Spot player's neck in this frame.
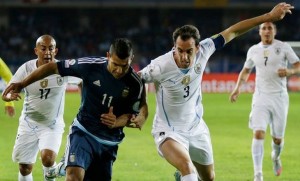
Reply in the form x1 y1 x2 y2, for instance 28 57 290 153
261 39 273 45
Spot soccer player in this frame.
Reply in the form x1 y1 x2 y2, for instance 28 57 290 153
3 38 148 181
230 22 300 181
138 2 294 181
0 57 15 117
1 35 81 181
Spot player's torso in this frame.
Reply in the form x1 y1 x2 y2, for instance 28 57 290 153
155 52 208 127
251 43 286 74
78 62 141 121
249 41 288 93
19 60 67 124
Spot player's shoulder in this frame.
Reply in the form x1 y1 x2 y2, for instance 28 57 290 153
77 56 107 65
154 51 173 63
272 39 290 48
22 59 38 71
126 67 143 83
248 42 262 52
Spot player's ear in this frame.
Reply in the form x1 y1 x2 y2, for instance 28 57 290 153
106 52 111 60
129 54 134 65
54 48 58 55
196 44 200 52
34 47 38 56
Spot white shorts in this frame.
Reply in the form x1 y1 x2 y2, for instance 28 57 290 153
249 92 289 138
152 119 213 165
12 117 64 164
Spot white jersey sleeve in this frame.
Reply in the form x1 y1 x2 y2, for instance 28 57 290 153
140 38 216 131
11 59 69 126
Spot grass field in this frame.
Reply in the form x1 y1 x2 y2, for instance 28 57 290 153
0 92 299 181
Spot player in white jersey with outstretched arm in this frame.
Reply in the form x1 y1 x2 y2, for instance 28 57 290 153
2 35 81 181
139 2 294 181
230 22 300 181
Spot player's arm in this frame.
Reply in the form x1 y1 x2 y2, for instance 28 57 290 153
100 107 130 128
0 58 15 117
278 61 300 77
0 58 13 83
220 2 293 44
2 62 59 99
229 67 252 103
127 85 149 130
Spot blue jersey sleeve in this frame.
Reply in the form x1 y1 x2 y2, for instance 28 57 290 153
56 59 82 78
210 34 225 50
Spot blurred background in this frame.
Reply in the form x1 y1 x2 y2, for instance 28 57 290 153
0 0 299 92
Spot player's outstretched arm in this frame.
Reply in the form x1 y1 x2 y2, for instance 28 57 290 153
2 62 59 98
220 2 294 44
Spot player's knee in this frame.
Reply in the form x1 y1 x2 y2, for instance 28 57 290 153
19 164 33 175
273 137 282 145
41 149 56 167
66 167 85 181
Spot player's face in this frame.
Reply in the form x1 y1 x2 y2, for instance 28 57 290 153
174 37 199 69
259 22 276 45
34 38 57 65
107 52 132 79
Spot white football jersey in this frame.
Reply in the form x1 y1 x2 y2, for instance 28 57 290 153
10 59 81 126
244 39 299 94
140 38 215 130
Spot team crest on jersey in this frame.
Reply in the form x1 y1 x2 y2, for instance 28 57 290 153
57 77 64 86
122 87 130 97
275 48 281 55
194 63 202 74
40 79 48 88
69 154 76 163
181 75 190 85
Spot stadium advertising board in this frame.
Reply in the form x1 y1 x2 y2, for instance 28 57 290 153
202 73 255 93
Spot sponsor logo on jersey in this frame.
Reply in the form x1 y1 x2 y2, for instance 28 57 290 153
57 77 64 86
194 63 202 74
68 59 76 65
40 79 48 88
122 87 129 97
93 80 101 87
64 59 76 68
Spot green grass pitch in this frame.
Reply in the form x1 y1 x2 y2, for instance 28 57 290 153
0 92 299 180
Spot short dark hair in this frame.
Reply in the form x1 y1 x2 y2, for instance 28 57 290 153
109 38 133 60
172 25 201 46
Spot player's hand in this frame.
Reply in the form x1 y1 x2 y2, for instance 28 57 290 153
5 106 15 117
268 2 294 22
278 68 294 77
126 113 146 130
2 82 23 101
100 107 117 128
229 88 240 103
2 90 22 102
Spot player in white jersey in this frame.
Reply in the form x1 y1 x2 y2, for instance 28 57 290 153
2 35 81 181
139 3 294 181
230 22 300 181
